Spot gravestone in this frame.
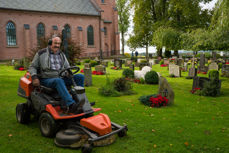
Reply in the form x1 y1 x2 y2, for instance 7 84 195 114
149 59 156 66
169 64 181 77
192 76 210 90
95 65 106 74
188 67 197 78
84 68 92 86
129 64 135 71
139 63 150 70
84 63 91 69
198 53 208 73
114 58 122 68
177 58 184 66
222 64 229 77
212 52 217 61
101 61 108 67
125 59 132 67
208 62 218 71
183 62 188 72
164 58 170 65
158 76 174 105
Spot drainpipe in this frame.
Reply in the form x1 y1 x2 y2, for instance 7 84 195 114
99 10 104 62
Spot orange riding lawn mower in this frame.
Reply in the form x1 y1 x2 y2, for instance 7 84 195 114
16 66 128 153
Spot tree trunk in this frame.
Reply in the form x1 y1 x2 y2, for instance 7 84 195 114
146 44 149 62
174 50 179 57
121 32 125 55
157 48 163 57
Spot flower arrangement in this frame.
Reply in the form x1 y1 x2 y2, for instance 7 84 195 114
190 88 200 94
92 71 104 75
111 66 120 70
198 71 207 74
160 64 168 67
139 94 168 108
18 67 25 71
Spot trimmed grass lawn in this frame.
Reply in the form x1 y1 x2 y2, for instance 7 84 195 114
0 64 229 153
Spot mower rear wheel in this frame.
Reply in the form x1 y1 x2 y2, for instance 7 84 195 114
16 103 30 124
39 112 58 137
81 144 93 153
118 129 127 137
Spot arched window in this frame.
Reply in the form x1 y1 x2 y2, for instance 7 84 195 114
104 27 107 36
101 0 105 3
87 25 94 45
37 23 45 45
64 24 71 38
6 21 16 46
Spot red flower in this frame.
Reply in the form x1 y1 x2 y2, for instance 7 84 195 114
160 64 168 67
80 69 84 73
226 62 229 65
19 67 24 71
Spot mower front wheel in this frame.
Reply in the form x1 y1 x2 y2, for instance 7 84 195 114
16 103 30 124
39 112 58 137
81 144 93 153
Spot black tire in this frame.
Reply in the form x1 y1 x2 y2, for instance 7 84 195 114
81 144 93 153
39 112 58 137
118 129 127 137
16 103 30 124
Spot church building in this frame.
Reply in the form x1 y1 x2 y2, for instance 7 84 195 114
0 0 120 60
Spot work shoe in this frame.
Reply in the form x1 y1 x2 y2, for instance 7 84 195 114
68 100 85 114
68 103 78 114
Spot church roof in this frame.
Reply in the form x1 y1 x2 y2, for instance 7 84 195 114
0 0 100 16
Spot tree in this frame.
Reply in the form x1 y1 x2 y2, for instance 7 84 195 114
117 0 130 55
209 0 229 51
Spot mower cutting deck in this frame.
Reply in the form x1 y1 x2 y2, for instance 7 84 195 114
16 66 127 153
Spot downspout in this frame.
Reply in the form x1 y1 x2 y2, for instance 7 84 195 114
99 14 103 61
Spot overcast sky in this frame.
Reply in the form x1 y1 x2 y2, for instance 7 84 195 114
121 0 218 53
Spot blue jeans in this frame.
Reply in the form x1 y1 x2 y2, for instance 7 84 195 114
40 74 84 106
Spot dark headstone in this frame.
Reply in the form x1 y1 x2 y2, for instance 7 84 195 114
188 67 197 78
84 68 92 86
158 76 174 105
200 53 205 67
114 58 122 68
192 76 210 90
212 52 217 61
129 64 135 71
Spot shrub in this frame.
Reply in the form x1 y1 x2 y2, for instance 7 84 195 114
113 77 132 92
144 71 159 84
131 56 137 62
124 53 131 58
140 59 147 63
98 76 120 97
90 60 99 67
218 63 222 70
200 79 221 97
208 70 219 80
122 69 134 79
159 60 164 65
84 59 91 63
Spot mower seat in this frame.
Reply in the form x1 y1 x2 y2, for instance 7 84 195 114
40 86 61 100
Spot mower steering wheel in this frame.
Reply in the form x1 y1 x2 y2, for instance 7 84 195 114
59 66 80 78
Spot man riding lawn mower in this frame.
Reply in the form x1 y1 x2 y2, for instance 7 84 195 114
16 66 128 153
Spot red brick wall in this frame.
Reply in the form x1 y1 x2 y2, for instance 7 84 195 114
0 1 120 60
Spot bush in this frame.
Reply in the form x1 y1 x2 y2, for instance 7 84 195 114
140 59 147 63
113 77 132 92
131 56 137 62
159 60 164 65
98 76 120 97
208 70 219 80
90 60 99 67
122 69 134 79
124 53 131 58
200 79 221 97
84 59 91 63
218 63 222 70
144 71 159 84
